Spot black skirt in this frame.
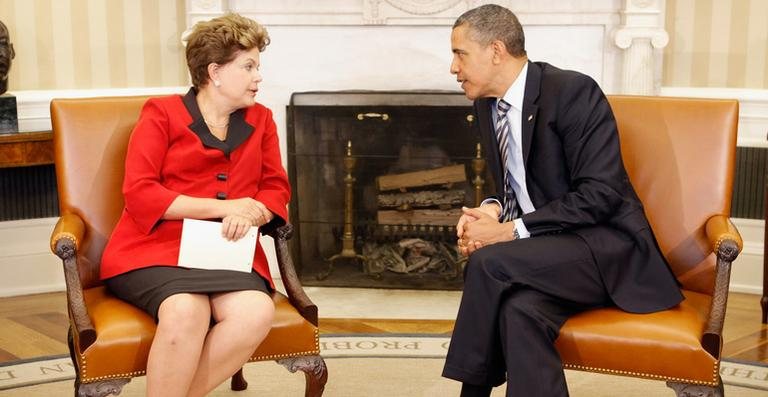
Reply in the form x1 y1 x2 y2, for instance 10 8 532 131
105 266 271 321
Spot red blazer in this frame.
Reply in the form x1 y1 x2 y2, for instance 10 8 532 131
101 88 291 287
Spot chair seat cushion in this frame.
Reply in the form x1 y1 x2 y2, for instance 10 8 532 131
75 286 318 383
555 289 717 385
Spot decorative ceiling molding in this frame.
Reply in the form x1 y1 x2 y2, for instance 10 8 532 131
379 0 468 15
202 1 623 26
362 0 473 25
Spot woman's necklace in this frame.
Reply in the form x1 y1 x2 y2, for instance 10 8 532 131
204 118 229 129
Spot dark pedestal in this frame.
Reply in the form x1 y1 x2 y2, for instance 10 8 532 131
0 93 19 134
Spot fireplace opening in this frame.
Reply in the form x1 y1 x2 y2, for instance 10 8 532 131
287 91 491 290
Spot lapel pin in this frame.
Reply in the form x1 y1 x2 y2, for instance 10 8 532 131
527 114 533 121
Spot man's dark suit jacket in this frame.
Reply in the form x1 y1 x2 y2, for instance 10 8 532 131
476 61 683 313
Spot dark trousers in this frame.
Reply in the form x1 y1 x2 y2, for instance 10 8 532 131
442 233 612 397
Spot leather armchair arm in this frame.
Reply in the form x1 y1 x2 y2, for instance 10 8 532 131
705 214 742 261
50 213 96 352
701 214 742 358
269 224 319 326
50 212 85 254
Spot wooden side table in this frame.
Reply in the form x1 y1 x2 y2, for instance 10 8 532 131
0 131 57 221
0 131 54 168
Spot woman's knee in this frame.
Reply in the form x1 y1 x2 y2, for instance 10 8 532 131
234 293 274 349
240 294 274 331
214 291 274 334
157 294 210 335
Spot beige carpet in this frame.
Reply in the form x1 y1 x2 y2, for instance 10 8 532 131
1 336 765 396
1 357 764 397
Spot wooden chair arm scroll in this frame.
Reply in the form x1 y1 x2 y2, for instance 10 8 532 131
701 214 743 358
50 213 97 352
269 223 319 326
705 214 743 258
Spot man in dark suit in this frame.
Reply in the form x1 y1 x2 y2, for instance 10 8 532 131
441 5 684 396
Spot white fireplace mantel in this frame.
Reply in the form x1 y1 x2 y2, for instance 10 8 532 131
182 0 672 148
185 0 659 96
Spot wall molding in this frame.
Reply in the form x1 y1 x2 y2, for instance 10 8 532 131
0 218 63 297
12 86 768 149
0 216 762 297
729 218 763 295
218 0 621 26
0 217 280 297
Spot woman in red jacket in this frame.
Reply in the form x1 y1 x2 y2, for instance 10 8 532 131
101 13 290 397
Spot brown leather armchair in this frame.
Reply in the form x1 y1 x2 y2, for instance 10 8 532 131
555 96 742 396
49 96 327 397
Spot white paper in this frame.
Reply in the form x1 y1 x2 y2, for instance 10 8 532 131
178 218 258 273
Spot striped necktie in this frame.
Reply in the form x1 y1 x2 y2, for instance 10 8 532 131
495 99 519 222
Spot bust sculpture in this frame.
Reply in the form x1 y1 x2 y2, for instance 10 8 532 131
0 20 15 95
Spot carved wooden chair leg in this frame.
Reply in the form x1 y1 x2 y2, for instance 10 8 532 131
67 329 80 397
666 378 724 397
302 356 328 397
277 355 328 397
230 367 248 391
77 379 131 397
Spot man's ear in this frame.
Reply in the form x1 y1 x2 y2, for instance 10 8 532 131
490 40 507 64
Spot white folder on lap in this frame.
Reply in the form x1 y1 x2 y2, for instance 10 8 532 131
178 218 258 273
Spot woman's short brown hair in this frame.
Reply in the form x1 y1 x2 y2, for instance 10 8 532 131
185 13 270 89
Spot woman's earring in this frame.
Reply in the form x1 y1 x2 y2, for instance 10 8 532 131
214 80 221 87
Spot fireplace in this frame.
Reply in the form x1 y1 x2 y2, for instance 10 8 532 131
287 91 488 289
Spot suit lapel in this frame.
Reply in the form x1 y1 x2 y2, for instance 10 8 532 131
478 61 542 197
521 61 541 165
476 98 504 196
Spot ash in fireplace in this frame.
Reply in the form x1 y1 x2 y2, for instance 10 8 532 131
362 238 464 278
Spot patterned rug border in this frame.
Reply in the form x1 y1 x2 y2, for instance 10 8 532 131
1 335 766 391
721 357 768 368
0 354 69 369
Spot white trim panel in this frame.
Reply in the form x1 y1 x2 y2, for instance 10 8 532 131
0 218 63 298
730 218 764 295
0 217 762 297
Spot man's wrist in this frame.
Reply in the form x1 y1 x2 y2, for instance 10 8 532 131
503 222 518 241
489 203 502 219
480 198 503 219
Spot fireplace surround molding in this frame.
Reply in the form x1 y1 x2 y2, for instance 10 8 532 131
186 0 668 97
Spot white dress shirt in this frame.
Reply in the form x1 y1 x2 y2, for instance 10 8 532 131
483 63 534 238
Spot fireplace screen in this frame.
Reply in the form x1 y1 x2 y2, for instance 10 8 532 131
287 91 490 289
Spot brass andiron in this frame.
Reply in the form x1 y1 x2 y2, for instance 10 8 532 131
467 112 485 207
319 140 368 280
472 142 486 207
